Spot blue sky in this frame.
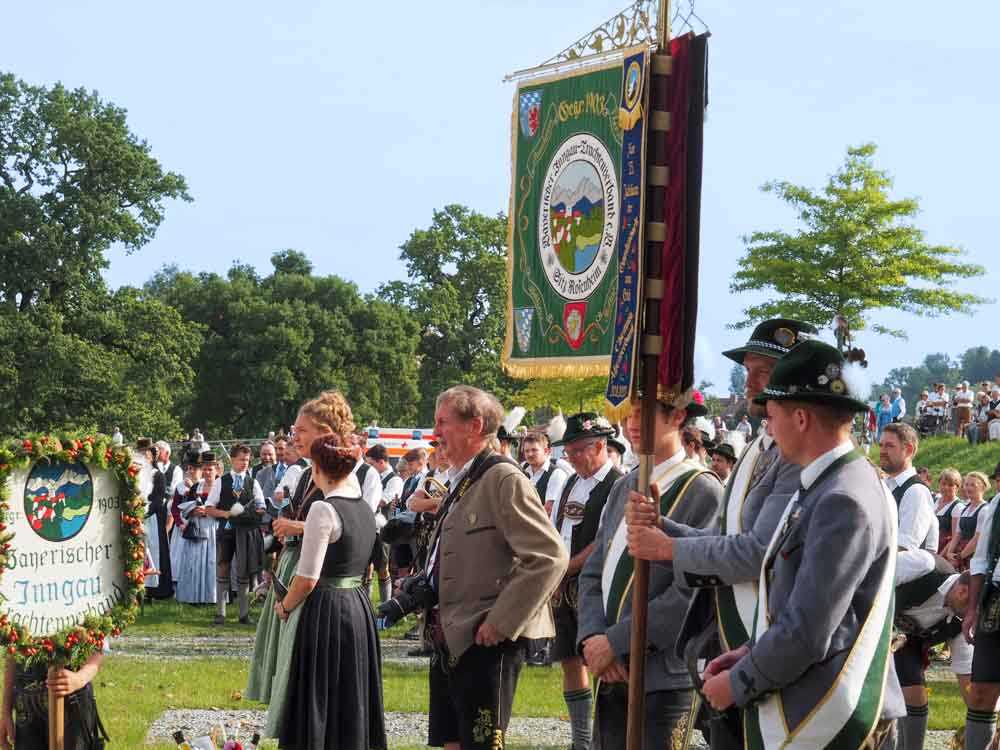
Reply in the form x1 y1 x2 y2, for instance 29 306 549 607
4 1 997 395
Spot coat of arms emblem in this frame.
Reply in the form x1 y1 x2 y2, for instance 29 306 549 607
519 91 541 138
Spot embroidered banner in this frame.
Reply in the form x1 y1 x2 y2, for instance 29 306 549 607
502 56 632 379
605 47 648 412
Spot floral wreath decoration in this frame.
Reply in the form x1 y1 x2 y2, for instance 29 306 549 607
0 433 146 670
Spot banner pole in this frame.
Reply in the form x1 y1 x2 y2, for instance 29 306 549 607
48 666 65 750
626 5 670 750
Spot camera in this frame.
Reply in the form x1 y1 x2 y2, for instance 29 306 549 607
375 573 438 630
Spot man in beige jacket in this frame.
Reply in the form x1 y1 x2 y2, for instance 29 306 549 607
425 385 568 750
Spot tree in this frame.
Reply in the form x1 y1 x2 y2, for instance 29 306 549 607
0 73 190 312
730 144 987 339
144 251 421 436
380 205 519 423
729 364 747 396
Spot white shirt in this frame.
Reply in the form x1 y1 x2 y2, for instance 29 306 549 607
297 487 362 579
205 471 265 508
955 389 974 407
379 467 405 509
552 459 613 550
915 399 930 416
277 464 304 501
527 459 570 507
737 421 752 437
887 467 938 552
971 495 1000 582
353 460 383 517
157 461 184 498
928 391 948 415
800 441 855 490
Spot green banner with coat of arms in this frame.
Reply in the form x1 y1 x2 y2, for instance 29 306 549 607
502 60 625 379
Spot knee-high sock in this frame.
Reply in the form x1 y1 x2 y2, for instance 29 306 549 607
379 578 392 605
899 704 928 750
966 708 997 750
238 582 250 619
564 688 593 750
216 578 227 617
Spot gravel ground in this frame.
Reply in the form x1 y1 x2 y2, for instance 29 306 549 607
146 708 572 747
117 634 429 667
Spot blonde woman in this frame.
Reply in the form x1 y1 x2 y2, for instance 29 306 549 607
945 472 991 571
245 390 355 738
935 468 966 554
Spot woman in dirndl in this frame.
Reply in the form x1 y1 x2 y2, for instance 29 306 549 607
245 390 354 737
935 467 966 554
945 471 990 571
175 452 218 604
275 433 386 750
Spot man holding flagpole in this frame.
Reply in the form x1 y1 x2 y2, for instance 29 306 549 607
699 340 903 748
576 392 722 749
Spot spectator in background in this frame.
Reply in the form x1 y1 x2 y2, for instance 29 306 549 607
989 387 1000 442
968 393 991 444
891 387 907 422
917 466 932 485
915 391 930 420
112 426 123 445
735 414 752 440
522 432 569 517
254 440 276 480
708 442 737 483
935 468 965 555
876 393 893 440
954 381 975 437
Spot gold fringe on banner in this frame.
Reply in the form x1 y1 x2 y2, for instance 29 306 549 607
502 358 612 380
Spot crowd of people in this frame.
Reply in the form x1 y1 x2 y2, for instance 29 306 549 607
29 316 1000 750
872 379 1000 444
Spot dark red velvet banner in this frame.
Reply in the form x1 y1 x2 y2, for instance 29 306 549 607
654 33 707 400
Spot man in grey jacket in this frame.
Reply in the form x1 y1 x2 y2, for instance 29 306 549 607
626 319 812 747
700 340 903 749
576 393 723 749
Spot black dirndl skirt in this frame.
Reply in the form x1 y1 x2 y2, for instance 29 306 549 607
278 584 387 750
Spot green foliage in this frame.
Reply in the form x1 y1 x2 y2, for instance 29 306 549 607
0 72 192 438
517 377 608 414
0 72 190 311
381 204 519 423
731 144 987 338
144 251 421 436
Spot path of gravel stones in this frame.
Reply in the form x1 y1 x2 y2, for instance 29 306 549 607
122 634 959 748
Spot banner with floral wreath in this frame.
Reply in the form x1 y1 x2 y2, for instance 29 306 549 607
0 434 146 670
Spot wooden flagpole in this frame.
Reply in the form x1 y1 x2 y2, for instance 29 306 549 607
626 3 671 749
48 666 65 750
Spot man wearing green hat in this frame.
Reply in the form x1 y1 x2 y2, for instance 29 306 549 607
576 394 722 749
625 319 815 747
700 340 903 748
548 413 624 750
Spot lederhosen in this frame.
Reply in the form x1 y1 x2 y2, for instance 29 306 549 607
424 451 526 750
550 468 622 662
216 473 265 583
894 555 960 686
13 663 109 750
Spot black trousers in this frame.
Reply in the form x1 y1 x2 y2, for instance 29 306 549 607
593 684 695 750
428 639 526 748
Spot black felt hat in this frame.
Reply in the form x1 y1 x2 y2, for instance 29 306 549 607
708 442 737 463
201 451 217 463
723 319 820 365
135 437 153 452
551 412 617 447
753 340 869 413
607 426 627 457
